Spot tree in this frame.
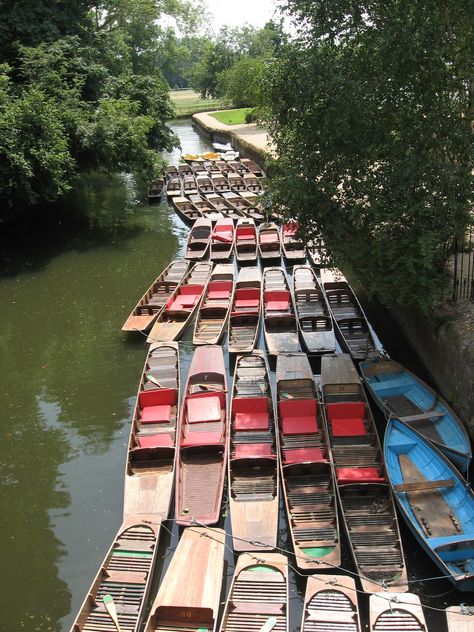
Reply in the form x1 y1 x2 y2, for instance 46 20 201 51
218 56 265 108
265 1 473 310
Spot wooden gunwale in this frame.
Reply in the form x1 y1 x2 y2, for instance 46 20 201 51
369 592 427 632
228 266 262 354
262 267 300 355
196 174 215 196
301 574 361 632
181 174 199 196
193 264 235 345
148 178 165 200
445 606 474 632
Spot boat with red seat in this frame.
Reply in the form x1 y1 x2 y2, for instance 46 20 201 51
229 352 279 552
210 217 235 261
235 217 258 263
262 267 300 355
175 345 228 526
258 222 281 262
228 266 262 354
184 217 212 260
276 353 340 571
321 353 407 593
282 221 305 261
193 264 235 345
146 262 213 343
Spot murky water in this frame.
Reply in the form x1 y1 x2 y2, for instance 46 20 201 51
0 119 471 632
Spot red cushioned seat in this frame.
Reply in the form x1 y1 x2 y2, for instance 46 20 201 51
233 397 269 431
186 391 223 424
264 290 290 311
234 288 260 311
283 222 298 236
278 399 318 435
181 431 223 447
234 443 274 459
337 467 385 484
136 434 174 449
260 232 279 243
326 402 367 437
166 285 203 310
139 388 177 424
236 227 256 239
213 230 233 243
330 417 366 436
207 280 232 300
284 447 326 464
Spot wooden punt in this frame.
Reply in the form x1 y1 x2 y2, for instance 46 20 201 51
204 159 221 172
184 217 212 260
258 222 282 262
206 193 245 222
228 266 262 354
445 606 474 631
191 160 207 175
384 417 474 592
146 262 213 343
175 345 228 526
219 552 288 632
276 353 341 571
301 575 361 632
172 196 202 224
164 165 179 180
71 344 180 632
148 178 165 201
189 193 224 223
235 217 258 263
320 267 378 360
229 352 279 552
166 175 181 197
243 172 264 193
182 174 198 196
370 593 428 632
196 173 214 195
293 265 336 354
222 191 265 222
143 526 225 632
321 353 407 593
241 157 265 177
228 171 247 193
178 163 193 177
210 218 235 262
262 267 300 355
281 222 305 261
122 259 190 332
215 159 234 174
211 172 231 193
228 160 249 175
193 263 235 344
360 356 472 473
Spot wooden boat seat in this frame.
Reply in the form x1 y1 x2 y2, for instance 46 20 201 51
283 222 298 235
187 391 224 424
233 397 269 431
207 281 232 300
234 288 260 312
337 466 385 484
139 388 177 424
236 227 256 239
264 290 290 311
166 285 203 310
279 399 318 435
136 433 174 449
284 447 326 465
233 443 275 460
326 402 367 437
213 230 233 243
260 232 279 243
394 479 454 492
181 431 223 448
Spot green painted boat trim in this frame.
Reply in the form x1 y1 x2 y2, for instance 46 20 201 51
247 564 278 573
112 550 153 558
301 546 335 558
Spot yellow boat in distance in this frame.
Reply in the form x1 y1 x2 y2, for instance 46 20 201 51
182 153 203 162
202 151 221 160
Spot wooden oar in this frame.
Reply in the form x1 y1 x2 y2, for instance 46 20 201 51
259 617 277 632
103 594 122 632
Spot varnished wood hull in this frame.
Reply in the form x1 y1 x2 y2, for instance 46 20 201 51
370 592 427 632
193 264 235 345
228 266 261 354
302 574 361 631
445 606 474 632
263 267 300 355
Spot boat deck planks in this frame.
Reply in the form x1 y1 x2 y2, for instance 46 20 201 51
445 606 474 632
302 574 361 632
370 592 427 632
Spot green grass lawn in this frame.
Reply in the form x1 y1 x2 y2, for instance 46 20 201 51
208 108 252 125
170 89 226 116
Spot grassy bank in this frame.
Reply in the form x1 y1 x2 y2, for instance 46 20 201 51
208 108 252 125
170 89 226 117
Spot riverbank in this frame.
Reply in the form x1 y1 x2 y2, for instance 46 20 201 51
193 109 474 437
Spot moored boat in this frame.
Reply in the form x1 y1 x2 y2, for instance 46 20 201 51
207 193 245 221
148 177 165 201
172 196 202 224
190 193 224 222
370 592 427 632
384 417 474 592
228 171 247 193
293 264 336 354
211 171 231 193
223 191 264 222
321 353 407 593
182 174 198 196
175 345 228 526
228 160 248 174
228 266 262 354
229 352 279 552
177 162 193 177
122 259 190 332
210 217 235 261
165 175 181 197
146 262 213 343
262 267 300 355
445 606 474 631
193 263 234 345
184 217 212 260
143 526 225 632
196 173 214 195
281 222 305 261
301 575 361 632
243 172 264 192
320 267 379 360
258 222 282 262
276 353 340 571
241 157 265 177
215 159 234 173
219 553 288 632
360 356 472 473
235 217 258 263
164 164 179 180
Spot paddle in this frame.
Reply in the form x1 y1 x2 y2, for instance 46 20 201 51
103 594 122 632
259 617 278 632
146 374 164 388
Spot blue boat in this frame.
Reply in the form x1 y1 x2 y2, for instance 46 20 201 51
384 418 474 592
361 357 472 473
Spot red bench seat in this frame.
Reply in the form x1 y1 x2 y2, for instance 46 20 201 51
136 433 174 449
232 397 269 431
207 280 232 300
186 391 224 424
326 402 367 437
139 388 177 424
181 431 223 448
337 467 385 484
278 399 318 435
284 447 326 464
234 443 275 459
166 284 203 311
264 290 290 311
260 232 279 243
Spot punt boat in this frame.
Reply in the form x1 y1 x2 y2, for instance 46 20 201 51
184 217 212 260
360 356 472 473
445 606 474 631
147 178 165 201
235 217 258 263
196 173 214 195
228 171 247 193
175 345 228 526
215 159 234 174
189 193 224 223
143 526 225 632
276 353 340 571
122 259 189 332
223 191 264 222
320 267 378 360
228 266 262 354
172 196 202 224
384 417 474 592
177 163 193 177
243 172 263 193
209 217 235 261
70 343 180 632
219 553 288 632
228 160 249 175
321 353 407 593
181 174 198 196
262 267 300 355
292 264 336 354
211 172 231 193
229 352 279 551
165 175 181 197
241 157 265 177
164 165 179 180
281 222 305 261
258 222 282 262
146 262 213 343
301 575 361 632
370 592 428 632
206 193 245 221
193 263 234 345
